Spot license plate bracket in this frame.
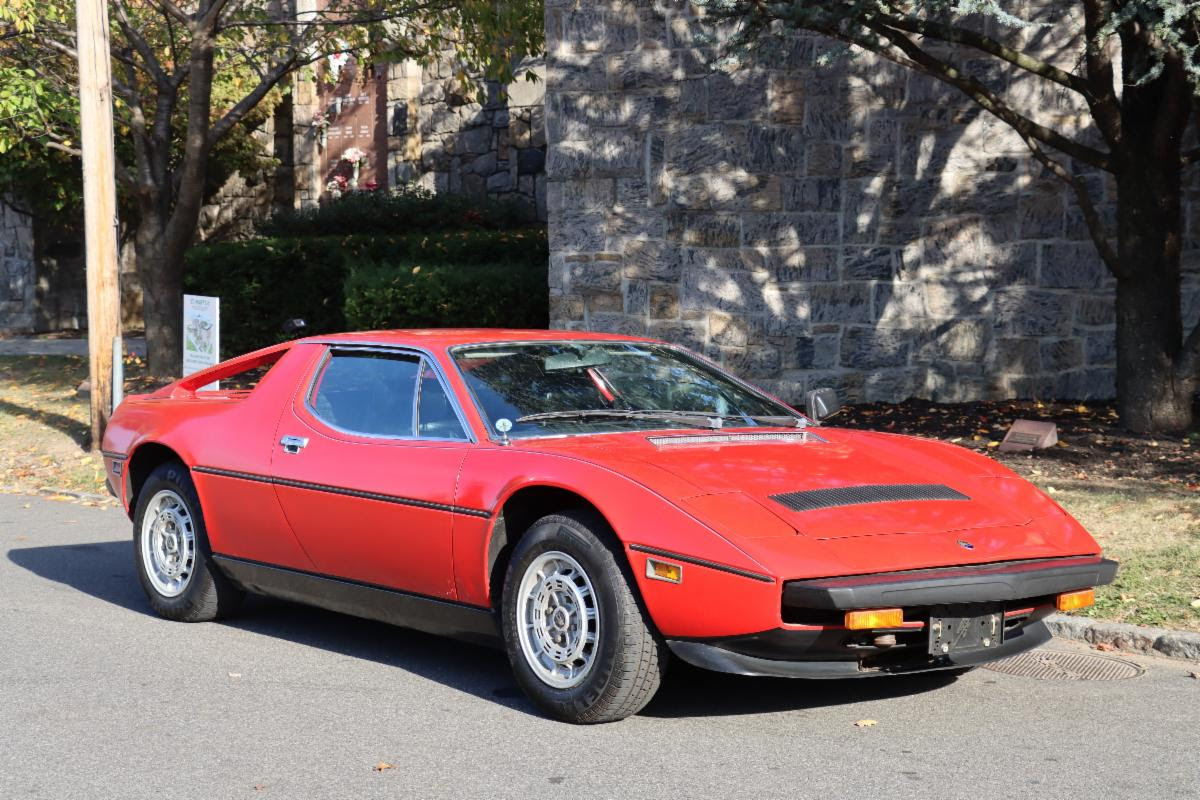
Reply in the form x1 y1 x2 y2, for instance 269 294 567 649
928 610 1003 655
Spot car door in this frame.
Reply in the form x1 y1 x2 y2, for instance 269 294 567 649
269 345 475 599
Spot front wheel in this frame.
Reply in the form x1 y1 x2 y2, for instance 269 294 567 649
500 511 667 723
133 461 243 622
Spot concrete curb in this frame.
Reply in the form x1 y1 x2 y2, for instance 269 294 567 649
0 486 117 505
1047 613 1200 662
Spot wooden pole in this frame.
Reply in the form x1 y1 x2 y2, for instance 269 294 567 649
76 0 122 449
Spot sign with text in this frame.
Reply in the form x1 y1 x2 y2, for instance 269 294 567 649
183 294 220 390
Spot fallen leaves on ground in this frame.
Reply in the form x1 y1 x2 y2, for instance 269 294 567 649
373 762 394 772
1094 642 1117 652
838 397 1200 486
854 719 878 727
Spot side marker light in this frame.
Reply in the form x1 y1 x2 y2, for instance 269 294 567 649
645 558 683 584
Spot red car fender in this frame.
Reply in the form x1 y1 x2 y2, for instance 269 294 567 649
454 448 784 638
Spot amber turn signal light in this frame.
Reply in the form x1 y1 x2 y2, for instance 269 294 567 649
1056 588 1095 612
645 558 683 584
844 608 904 630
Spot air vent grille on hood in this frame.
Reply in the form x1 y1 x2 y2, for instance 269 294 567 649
770 483 970 512
648 432 823 447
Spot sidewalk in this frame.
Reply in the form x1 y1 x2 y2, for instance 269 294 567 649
0 336 146 357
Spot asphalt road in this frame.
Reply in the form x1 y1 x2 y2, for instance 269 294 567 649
2 493 1197 800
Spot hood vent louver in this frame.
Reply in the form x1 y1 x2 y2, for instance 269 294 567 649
770 483 970 513
647 431 824 447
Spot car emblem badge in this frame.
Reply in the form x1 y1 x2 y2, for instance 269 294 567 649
957 539 975 550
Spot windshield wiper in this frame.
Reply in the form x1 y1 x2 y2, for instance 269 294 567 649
514 409 723 429
611 410 807 428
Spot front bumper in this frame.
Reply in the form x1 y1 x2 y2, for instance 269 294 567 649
667 555 1116 679
782 556 1118 610
668 616 1051 678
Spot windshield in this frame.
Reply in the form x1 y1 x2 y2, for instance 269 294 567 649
451 341 801 439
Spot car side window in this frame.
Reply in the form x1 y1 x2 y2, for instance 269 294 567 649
310 350 420 437
417 361 468 440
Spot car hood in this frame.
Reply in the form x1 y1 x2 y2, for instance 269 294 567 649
518 427 1101 577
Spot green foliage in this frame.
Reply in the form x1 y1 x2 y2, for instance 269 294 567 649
344 259 549 332
184 228 548 355
258 186 533 238
0 0 543 228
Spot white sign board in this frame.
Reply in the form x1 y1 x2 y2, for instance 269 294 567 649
183 294 220 390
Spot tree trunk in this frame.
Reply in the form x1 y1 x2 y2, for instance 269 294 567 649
1114 272 1193 433
1113 161 1194 433
135 208 184 376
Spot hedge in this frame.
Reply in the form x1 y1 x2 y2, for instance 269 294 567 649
344 260 548 331
184 228 548 356
257 186 533 238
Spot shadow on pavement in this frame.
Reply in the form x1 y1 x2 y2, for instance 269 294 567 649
641 660 961 718
8 539 964 721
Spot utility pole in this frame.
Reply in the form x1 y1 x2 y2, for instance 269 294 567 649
75 0 122 449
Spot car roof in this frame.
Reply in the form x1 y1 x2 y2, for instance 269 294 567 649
300 328 657 349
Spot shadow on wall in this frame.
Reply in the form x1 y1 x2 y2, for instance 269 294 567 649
544 2 1200 406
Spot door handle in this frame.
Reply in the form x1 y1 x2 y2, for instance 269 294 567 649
280 435 309 454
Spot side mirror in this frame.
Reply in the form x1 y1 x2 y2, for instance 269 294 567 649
281 318 308 335
805 387 840 422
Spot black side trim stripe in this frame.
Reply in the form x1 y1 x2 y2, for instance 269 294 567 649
192 465 492 518
629 544 775 583
770 483 969 513
101 450 127 461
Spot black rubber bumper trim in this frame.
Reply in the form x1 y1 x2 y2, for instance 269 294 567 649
628 544 774 583
667 620 1052 679
783 556 1118 610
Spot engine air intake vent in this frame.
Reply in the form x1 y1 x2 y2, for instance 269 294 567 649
648 432 822 447
770 483 969 513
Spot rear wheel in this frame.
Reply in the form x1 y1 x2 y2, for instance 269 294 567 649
500 511 667 723
133 461 243 622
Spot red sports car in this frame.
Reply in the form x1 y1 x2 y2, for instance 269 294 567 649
101 329 1116 723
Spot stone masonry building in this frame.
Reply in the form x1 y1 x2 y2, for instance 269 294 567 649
542 1 1200 404
4 3 1199 412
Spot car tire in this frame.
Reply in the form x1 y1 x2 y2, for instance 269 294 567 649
133 461 243 622
500 510 668 724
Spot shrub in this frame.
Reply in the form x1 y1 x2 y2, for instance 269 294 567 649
344 260 548 331
257 185 533 238
184 228 548 356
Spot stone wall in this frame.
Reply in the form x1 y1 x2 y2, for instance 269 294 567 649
0 195 35 331
293 55 550 221
411 55 548 220
543 2 1200 404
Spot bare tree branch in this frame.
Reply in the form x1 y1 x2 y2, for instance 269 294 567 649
876 13 1092 96
112 0 171 89
863 19 1114 172
207 54 298 146
1019 129 1121 277
1082 0 1122 149
43 140 81 157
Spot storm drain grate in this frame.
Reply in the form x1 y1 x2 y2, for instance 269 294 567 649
983 649 1144 681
